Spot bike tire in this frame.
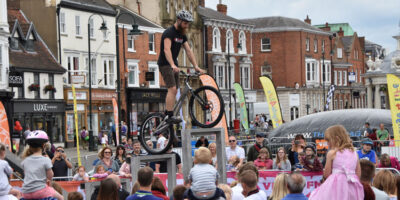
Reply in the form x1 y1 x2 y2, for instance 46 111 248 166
139 113 174 155
189 86 225 128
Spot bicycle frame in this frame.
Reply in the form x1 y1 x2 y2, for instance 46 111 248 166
173 79 192 117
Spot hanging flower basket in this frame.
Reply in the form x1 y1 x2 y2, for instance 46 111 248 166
44 85 56 93
28 84 40 91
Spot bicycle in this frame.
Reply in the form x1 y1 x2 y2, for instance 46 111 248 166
139 71 225 154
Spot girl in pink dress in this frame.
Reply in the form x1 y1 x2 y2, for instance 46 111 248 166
309 125 364 200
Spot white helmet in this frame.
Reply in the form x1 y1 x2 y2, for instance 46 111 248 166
177 10 194 22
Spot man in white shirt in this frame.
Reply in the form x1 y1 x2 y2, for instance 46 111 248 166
226 136 245 169
157 133 167 150
240 169 266 200
232 162 259 200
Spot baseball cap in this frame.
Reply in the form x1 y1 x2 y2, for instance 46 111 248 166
256 132 265 137
362 138 373 145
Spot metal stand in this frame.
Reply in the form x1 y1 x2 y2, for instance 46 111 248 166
182 128 227 184
131 154 177 192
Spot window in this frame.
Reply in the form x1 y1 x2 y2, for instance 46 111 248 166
127 35 135 52
291 107 299 120
212 27 221 52
238 31 246 54
306 38 310 51
60 12 66 33
240 65 250 89
148 63 159 88
49 74 54 99
214 64 225 89
85 57 97 86
306 60 317 83
337 48 342 58
322 40 325 53
75 15 81 35
127 60 139 87
148 33 155 53
166 0 170 13
226 29 234 53
67 56 79 84
34 73 40 99
314 39 318 52
343 70 347 86
338 71 342 86
261 38 271 51
321 61 331 83
334 71 337 85
89 18 94 38
103 59 115 87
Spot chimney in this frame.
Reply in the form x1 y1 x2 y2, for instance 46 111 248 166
217 3 227 15
338 27 344 37
7 0 20 9
304 15 311 25
319 22 331 31
199 0 205 7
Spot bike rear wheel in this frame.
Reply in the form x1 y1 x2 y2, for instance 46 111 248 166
189 86 225 128
139 113 174 154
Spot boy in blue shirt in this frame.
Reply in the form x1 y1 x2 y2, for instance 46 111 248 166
357 138 377 164
126 167 162 200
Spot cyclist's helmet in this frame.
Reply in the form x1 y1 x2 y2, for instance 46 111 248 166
177 10 193 22
26 130 49 147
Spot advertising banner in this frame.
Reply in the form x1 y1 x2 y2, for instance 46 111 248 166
233 83 249 132
387 74 400 146
112 97 119 146
259 77 283 128
0 102 11 151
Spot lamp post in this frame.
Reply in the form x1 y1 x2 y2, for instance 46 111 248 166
226 39 241 130
115 13 142 141
329 33 336 110
322 52 326 108
87 14 108 151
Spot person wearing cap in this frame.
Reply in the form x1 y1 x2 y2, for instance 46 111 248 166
357 138 377 164
247 132 272 162
301 145 323 172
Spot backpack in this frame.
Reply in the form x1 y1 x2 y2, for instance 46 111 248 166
81 130 87 139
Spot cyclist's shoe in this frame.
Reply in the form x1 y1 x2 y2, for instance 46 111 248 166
165 115 182 124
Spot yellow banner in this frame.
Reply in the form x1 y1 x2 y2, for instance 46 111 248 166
386 74 400 146
259 77 283 128
72 85 81 166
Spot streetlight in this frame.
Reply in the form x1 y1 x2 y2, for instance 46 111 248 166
88 14 108 151
322 51 326 110
226 39 242 130
329 33 336 110
115 12 142 141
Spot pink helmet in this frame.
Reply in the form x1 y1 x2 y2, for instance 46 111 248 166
26 130 48 147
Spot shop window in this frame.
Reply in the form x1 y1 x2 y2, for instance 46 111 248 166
148 63 159 88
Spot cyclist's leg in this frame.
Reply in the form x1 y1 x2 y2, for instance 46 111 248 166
159 65 179 118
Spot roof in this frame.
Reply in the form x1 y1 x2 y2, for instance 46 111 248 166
241 16 330 35
314 23 354 36
197 6 251 26
59 0 116 16
341 36 353 51
8 9 66 74
114 5 162 29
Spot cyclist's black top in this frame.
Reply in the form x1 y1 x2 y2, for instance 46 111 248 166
157 25 187 66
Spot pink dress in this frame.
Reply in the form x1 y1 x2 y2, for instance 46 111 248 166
309 149 364 200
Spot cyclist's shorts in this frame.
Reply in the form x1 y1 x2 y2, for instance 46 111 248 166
159 65 180 88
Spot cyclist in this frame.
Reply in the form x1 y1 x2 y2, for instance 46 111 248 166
157 10 205 124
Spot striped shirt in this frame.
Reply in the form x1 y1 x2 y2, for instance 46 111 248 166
132 150 148 168
189 163 219 192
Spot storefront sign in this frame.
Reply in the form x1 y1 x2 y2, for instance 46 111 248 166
129 89 167 102
9 71 23 87
92 91 117 101
68 91 87 100
289 93 300 107
14 102 65 113
348 72 356 83
145 72 155 81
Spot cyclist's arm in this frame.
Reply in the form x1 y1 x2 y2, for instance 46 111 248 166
183 42 198 67
163 38 177 68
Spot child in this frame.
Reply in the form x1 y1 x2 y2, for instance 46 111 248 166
227 155 240 171
93 165 108 179
254 148 273 170
0 143 21 199
185 147 225 200
101 133 108 148
310 125 364 200
302 145 323 172
68 191 83 200
295 152 306 171
21 130 64 200
73 166 89 182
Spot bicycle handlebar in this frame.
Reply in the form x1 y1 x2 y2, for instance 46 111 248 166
180 70 201 77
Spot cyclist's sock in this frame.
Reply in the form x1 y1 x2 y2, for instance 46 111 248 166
165 110 174 117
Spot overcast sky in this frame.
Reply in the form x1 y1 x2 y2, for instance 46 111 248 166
205 0 400 53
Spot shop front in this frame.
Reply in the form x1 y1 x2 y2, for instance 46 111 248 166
13 100 65 144
64 88 88 147
91 89 117 140
126 88 167 136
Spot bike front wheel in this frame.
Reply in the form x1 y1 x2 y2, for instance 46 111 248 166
189 86 225 128
139 113 174 155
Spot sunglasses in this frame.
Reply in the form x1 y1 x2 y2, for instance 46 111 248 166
229 140 236 143
104 151 112 154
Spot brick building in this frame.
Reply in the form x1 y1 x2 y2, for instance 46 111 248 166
242 16 333 122
115 5 166 135
197 3 254 126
